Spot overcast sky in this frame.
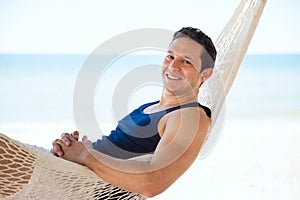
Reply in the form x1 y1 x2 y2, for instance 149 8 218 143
0 0 299 54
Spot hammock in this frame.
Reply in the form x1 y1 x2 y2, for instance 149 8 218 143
0 0 267 199
199 0 267 158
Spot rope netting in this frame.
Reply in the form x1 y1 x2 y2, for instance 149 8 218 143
0 133 146 199
199 0 267 158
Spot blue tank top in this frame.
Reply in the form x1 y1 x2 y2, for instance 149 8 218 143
92 101 211 159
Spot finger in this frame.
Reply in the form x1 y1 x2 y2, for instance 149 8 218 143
52 138 61 146
61 132 67 138
61 136 71 146
50 148 58 157
53 138 66 146
54 145 63 157
50 147 62 157
82 135 88 141
65 134 77 142
60 133 76 142
61 132 70 138
52 140 64 157
82 136 92 149
71 131 79 141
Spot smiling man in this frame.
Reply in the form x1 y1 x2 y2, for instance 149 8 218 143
51 27 217 198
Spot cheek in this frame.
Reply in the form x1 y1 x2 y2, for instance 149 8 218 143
162 59 169 67
187 72 201 84
161 65 167 77
162 60 169 71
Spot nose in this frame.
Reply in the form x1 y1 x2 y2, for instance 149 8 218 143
168 59 181 71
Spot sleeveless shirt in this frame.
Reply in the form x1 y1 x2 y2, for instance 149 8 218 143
92 101 211 159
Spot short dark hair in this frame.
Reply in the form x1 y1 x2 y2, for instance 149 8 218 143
172 27 217 71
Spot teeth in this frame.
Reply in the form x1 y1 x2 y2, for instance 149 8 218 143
167 74 180 80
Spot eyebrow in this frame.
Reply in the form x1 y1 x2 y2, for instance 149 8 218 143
167 50 194 62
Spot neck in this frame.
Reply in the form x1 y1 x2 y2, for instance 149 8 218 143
159 89 199 107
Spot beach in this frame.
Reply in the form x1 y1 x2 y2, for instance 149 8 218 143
0 54 299 199
151 117 300 199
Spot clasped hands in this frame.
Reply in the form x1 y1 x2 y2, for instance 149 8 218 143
50 131 93 165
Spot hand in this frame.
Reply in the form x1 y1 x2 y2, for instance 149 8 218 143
58 134 93 165
50 131 79 157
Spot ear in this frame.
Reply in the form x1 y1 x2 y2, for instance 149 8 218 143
201 68 213 81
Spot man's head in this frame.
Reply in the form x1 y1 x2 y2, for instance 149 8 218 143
162 27 217 96
172 27 217 72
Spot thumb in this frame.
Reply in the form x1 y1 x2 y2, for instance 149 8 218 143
82 135 92 149
82 135 88 141
72 131 80 141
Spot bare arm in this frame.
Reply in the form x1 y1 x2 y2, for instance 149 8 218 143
58 107 210 197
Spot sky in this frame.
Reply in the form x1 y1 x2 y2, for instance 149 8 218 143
0 0 299 55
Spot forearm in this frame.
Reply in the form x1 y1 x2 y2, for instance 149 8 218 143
82 150 167 197
81 133 201 197
55 135 168 196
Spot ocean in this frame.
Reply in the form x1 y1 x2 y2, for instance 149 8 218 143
0 54 299 199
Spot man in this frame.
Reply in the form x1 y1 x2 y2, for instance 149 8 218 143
51 27 217 197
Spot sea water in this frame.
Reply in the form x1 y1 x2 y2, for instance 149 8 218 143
1 54 299 139
0 54 299 199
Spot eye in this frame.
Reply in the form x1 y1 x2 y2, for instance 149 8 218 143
165 54 174 60
183 59 192 65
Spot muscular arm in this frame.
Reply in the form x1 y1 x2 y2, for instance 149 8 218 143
59 107 210 197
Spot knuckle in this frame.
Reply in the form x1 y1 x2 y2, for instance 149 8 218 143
52 139 58 145
55 145 60 150
61 132 69 137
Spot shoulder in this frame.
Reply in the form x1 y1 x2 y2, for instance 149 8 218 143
166 105 210 127
158 106 211 141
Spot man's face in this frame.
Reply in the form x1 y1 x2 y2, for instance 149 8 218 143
162 37 205 95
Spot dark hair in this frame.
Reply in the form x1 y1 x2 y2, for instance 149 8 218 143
172 27 217 71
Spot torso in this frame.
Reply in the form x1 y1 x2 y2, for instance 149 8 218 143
142 101 211 138
92 101 211 159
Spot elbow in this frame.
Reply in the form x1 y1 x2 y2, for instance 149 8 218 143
140 186 164 198
138 179 169 198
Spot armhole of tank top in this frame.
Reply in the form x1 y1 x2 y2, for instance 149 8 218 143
199 104 211 119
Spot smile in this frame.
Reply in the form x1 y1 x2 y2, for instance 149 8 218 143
166 72 183 80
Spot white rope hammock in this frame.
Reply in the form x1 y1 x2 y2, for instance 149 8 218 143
199 0 267 158
0 0 267 199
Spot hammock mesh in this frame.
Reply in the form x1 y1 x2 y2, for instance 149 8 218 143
198 0 267 158
0 0 266 199
0 134 146 200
